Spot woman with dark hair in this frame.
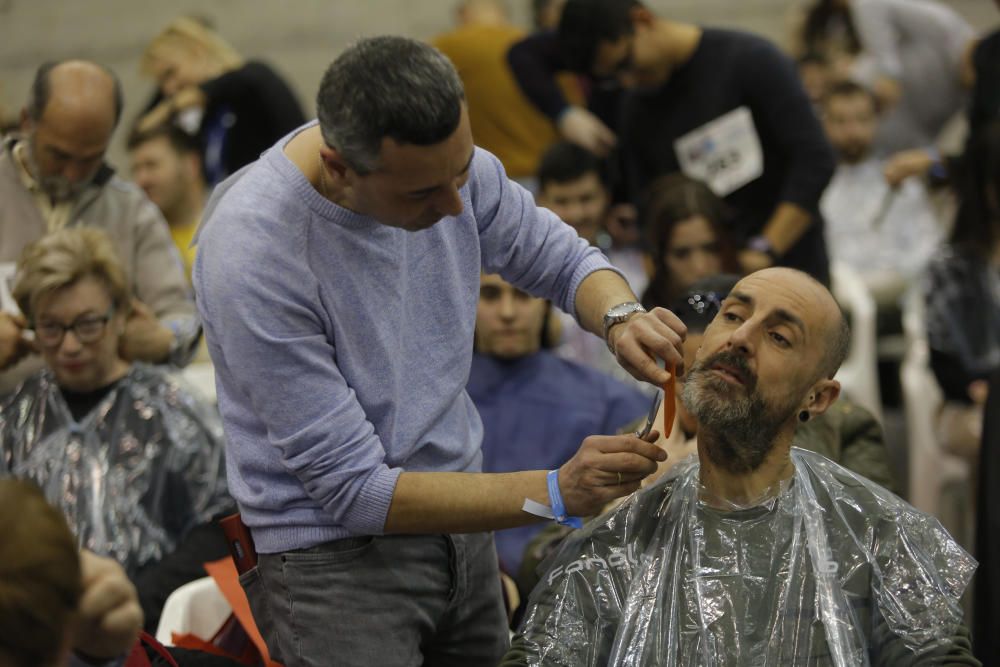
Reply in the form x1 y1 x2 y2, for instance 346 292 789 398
924 120 1000 461
640 173 741 311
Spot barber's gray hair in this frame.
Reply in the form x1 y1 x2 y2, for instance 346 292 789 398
315 36 465 174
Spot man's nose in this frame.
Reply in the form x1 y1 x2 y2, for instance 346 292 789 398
726 321 756 356
690 251 712 280
434 185 464 218
59 329 84 353
498 293 516 319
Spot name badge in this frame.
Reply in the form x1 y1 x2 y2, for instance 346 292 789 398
673 106 764 197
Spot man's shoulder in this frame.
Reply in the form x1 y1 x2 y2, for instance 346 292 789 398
702 27 784 59
791 448 901 515
200 157 307 251
433 24 523 54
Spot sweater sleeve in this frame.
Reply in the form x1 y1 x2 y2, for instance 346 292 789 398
470 149 621 319
741 40 835 213
507 31 572 120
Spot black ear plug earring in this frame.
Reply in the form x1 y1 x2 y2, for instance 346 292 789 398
798 411 810 423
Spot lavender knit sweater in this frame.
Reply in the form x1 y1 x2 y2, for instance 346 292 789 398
193 124 615 553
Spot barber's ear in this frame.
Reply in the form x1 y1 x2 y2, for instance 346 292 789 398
319 146 353 183
800 379 841 420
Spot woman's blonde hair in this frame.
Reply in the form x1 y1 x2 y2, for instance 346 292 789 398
141 16 243 77
12 227 131 321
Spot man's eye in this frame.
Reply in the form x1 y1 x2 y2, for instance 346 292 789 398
770 332 790 347
722 311 741 323
670 248 692 260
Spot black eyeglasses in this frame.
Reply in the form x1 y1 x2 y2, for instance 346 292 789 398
32 307 115 348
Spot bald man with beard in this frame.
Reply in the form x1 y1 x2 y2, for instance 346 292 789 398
503 268 979 666
0 60 198 394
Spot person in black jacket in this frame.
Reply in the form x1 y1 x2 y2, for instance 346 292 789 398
510 0 836 285
138 16 305 184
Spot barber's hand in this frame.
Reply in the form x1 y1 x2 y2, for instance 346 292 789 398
73 550 143 661
738 248 774 274
883 149 936 187
607 308 686 385
120 299 174 364
0 311 36 370
558 432 667 516
557 106 617 157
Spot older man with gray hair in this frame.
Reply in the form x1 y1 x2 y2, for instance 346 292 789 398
195 36 687 666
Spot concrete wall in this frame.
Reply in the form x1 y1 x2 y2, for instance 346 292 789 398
0 0 995 167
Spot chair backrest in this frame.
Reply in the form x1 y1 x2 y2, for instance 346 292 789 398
155 576 233 646
899 291 968 513
830 261 882 422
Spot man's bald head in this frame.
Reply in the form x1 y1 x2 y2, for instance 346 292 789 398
20 61 124 200
26 60 123 129
735 267 850 381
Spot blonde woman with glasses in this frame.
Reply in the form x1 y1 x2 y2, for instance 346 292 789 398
1 226 231 632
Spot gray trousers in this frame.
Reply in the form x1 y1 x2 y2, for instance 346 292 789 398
240 532 509 667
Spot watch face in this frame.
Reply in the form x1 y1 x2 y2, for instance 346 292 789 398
609 302 642 318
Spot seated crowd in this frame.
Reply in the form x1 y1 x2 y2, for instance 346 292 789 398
0 0 996 664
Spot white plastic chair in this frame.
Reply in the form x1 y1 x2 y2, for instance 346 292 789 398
830 261 883 422
178 362 217 404
155 576 232 646
899 288 970 522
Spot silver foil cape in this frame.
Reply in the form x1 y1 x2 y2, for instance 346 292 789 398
2 364 230 575
517 448 976 666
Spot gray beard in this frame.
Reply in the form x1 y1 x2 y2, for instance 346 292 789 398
24 140 92 202
680 357 797 474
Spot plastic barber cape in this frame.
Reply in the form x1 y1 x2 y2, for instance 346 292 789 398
515 449 976 666
1 364 230 576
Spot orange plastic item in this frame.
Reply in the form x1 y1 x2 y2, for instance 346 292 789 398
202 557 284 667
662 364 676 439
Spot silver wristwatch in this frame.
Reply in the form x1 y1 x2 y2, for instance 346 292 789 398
603 302 646 353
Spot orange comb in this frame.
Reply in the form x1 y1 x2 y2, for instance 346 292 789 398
662 364 676 438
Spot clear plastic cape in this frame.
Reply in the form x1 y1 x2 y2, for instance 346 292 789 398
515 448 976 666
1 364 230 575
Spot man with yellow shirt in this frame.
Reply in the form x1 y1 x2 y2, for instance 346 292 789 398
432 0 582 185
128 123 206 283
